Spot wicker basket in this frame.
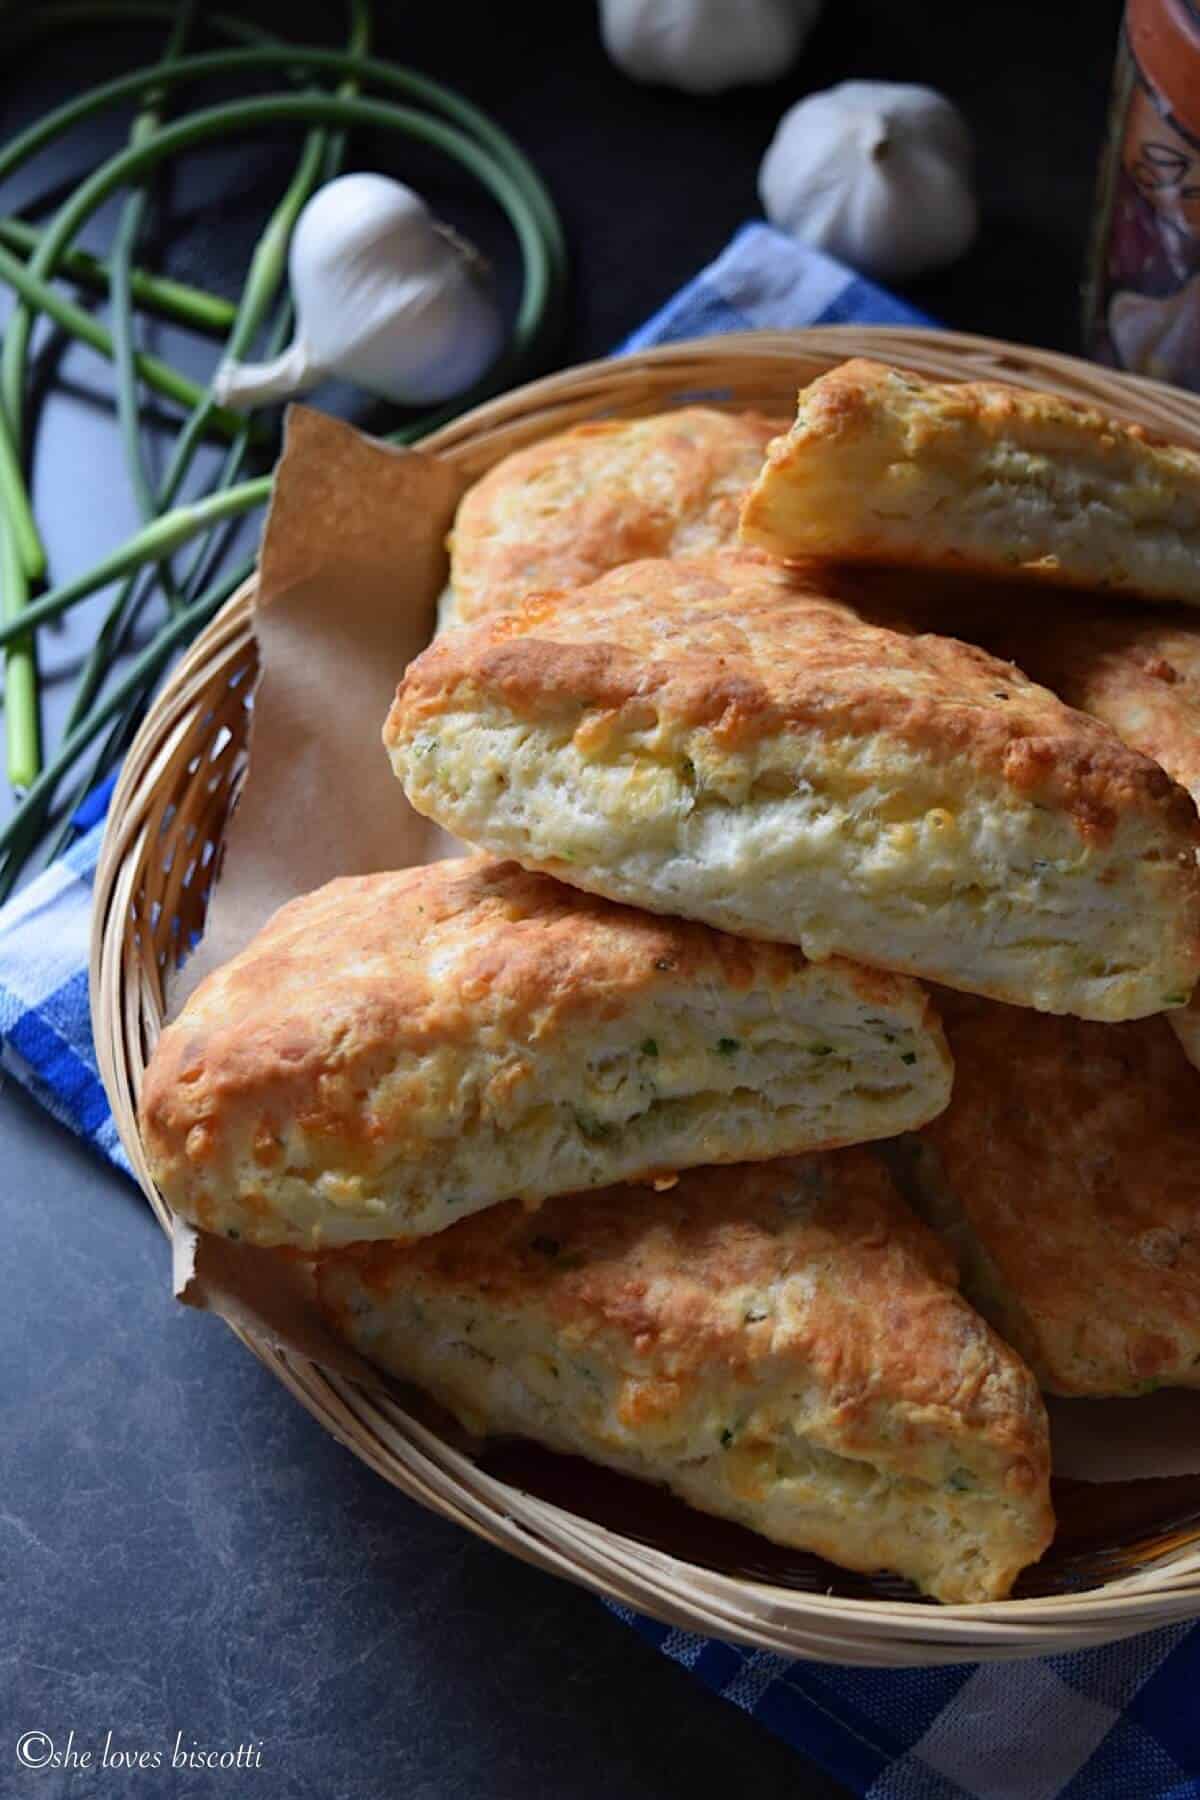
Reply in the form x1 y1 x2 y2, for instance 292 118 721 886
92 327 1200 1664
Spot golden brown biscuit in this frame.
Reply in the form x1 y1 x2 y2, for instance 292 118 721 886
844 570 1200 1064
739 359 1200 606
892 989 1200 1397
844 572 1200 805
386 550 1200 1021
316 1152 1053 1604
440 407 781 630
139 854 952 1249
955 596 1200 1070
991 603 1200 804
1007 604 1200 1058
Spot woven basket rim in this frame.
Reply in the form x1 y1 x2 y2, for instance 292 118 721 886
91 326 1200 1662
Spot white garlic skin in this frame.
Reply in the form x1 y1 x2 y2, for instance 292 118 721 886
759 81 977 282
214 173 504 411
600 0 821 96
289 174 503 406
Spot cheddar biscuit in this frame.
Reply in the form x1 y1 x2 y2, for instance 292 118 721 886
439 407 781 630
960 596 1200 1069
739 358 1200 606
316 1152 1053 1603
386 552 1200 1020
850 571 1200 1062
985 601 1200 807
140 855 952 1249
894 990 1200 1397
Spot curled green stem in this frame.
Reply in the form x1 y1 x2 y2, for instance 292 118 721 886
0 50 563 618
0 51 565 420
0 522 38 787
0 243 258 439
0 407 41 584
163 125 326 503
110 0 198 629
0 220 236 335
321 0 372 180
0 557 255 899
0 479 271 654
0 5 297 601
39 0 371 857
65 54 331 738
0 27 565 885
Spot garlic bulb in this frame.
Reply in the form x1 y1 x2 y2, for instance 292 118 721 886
215 173 504 410
599 0 821 96
759 81 977 282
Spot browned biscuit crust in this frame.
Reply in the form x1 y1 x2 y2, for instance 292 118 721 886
903 990 1200 1396
841 569 1200 1059
444 407 782 628
843 570 1200 808
317 1151 1053 1603
739 359 1200 605
387 550 1200 1017
404 554 1198 845
140 853 949 1247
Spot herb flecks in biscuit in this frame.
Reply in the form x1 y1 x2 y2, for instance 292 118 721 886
387 553 1200 1021
140 856 950 1249
740 358 1200 607
316 1152 1053 1604
440 407 782 631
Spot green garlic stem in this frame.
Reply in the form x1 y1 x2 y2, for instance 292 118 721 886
42 0 371 839
321 0 373 180
0 520 38 788
110 0 198 635
0 557 255 897
0 65 562 659
0 480 271 653
0 221 235 335
0 404 42 583
0 242 255 440
64 14 328 739
0 31 564 881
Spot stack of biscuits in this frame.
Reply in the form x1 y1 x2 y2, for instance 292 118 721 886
140 361 1200 1605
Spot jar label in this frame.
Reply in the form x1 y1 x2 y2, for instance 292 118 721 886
1085 29 1200 386
1122 77 1200 240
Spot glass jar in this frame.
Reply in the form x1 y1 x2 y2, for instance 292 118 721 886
1084 0 1200 386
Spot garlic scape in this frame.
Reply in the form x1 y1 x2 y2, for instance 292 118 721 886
600 0 822 96
759 81 977 282
214 173 504 410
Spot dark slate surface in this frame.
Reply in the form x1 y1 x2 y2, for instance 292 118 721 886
3 1086 845 1800
2 3 1122 1794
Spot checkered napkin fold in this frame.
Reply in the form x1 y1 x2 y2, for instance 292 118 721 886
2 222 1197 1800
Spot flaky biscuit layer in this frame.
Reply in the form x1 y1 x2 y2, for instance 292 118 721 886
892 990 1200 1397
317 1152 1053 1604
140 855 950 1248
440 407 781 631
846 569 1200 1063
739 358 1200 606
387 552 1200 1020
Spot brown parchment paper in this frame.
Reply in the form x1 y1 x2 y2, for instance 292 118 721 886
171 404 466 1398
168 404 1200 1489
175 404 465 1003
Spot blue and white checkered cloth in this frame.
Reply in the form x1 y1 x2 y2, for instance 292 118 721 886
2 221 1198 1799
